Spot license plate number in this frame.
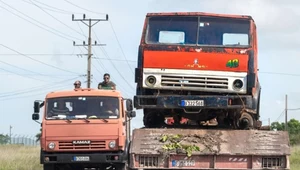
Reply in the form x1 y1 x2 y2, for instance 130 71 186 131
172 160 195 167
181 100 204 106
73 156 90 161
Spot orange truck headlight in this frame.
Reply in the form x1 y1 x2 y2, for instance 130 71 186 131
48 142 55 150
109 140 116 148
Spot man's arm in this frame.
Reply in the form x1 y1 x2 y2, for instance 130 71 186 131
111 81 116 90
98 82 102 89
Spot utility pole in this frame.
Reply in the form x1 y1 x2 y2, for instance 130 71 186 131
285 94 288 131
268 118 270 127
9 125 12 144
72 14 108 88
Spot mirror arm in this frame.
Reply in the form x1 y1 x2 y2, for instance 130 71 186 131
34 120 41 124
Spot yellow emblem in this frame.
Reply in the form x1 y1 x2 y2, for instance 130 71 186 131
185 58 207 68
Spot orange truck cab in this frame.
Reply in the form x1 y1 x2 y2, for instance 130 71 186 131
32 88 136 170
134 12 261 130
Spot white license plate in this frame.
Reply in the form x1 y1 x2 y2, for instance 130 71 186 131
73 156 90 161
181 100 204 106
172 160 195 167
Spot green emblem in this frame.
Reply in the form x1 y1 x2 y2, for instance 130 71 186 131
226 59 239 68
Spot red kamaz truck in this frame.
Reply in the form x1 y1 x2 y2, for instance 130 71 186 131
129 12 290 169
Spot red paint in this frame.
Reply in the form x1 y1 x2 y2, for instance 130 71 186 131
146 12 252 20
143 50 248 72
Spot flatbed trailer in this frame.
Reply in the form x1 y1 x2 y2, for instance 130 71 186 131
128 128 290 170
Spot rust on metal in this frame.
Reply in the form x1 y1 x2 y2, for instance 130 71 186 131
146 12 252 20
130 128 290 156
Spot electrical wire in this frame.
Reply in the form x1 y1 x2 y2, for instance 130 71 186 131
27 0 86 38
63 0 106 15
0 68 47 82
0 44 80 75
108 20 135 74
0 76 80 96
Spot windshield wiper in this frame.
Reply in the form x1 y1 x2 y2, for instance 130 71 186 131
82 118 90 123
65 118 72 123
101 118 108 123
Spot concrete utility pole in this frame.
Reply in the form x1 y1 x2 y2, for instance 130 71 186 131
72 14 108 88
285 94 288 131
9 125 12 144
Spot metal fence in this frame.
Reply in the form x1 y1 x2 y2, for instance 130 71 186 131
0 134 40 146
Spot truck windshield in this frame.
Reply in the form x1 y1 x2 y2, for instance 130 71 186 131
146 16 250 46
46 96 120 120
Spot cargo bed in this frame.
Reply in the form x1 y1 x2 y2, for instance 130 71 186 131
129 128 290 169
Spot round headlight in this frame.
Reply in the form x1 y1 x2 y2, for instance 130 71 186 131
109 141 116 148
145 76 156 86
233 79 243 90
48 142 55 150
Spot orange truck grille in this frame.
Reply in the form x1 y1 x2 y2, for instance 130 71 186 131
161 75 228 90
58 140 106 150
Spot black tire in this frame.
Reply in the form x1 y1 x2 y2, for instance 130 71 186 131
43 164 55 170
237 112 254 130
115 163 126 170
143 109 165 128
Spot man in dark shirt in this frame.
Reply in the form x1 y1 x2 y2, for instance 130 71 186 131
98 73 116 90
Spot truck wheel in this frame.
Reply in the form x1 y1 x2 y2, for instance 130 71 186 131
43 164 55 170
143 109 165 128
115 164 127 170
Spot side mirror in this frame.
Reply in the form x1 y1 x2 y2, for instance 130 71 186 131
34 101 40 113
126 99 133 111
32 113 40 120
127 111 136 118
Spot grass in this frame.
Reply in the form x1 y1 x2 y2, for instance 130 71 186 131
291 145 300 170
0 145 42 170
0 145 299 170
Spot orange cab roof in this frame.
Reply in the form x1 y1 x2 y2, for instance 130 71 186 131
146 12 252 20
46 88 123 98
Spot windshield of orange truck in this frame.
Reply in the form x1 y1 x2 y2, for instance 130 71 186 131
45 96 120 120
145 16 250 46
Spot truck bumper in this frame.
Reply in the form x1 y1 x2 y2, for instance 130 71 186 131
134 95 253 109
41 151 127 164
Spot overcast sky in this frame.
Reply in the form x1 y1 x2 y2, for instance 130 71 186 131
0 0 300 136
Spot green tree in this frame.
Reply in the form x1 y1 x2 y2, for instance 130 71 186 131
271 119 300 145
0 134 10 144
271 121 285 131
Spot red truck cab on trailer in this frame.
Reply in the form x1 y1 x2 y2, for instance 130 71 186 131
134 12 261 130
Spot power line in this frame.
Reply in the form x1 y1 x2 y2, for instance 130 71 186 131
0 84 72 101
0 59 45 76
0 53 137 62
0 44 80 75
0 68 46 82
77 25 133 95
0 76 79 97
0 5 73 41
108 20 135 74
259 71 300 77
274 110 285 122
24 0 83 15
92 31 135 90
72 14 108 88
27 0 86 38
0 1 82 41
63 0 106 15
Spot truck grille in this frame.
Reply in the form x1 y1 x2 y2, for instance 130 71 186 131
138 155 159 168
58 140 106 150
161 75 228 90
262 157 284 168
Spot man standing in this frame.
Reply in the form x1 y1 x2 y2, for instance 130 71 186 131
98 73 116 90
